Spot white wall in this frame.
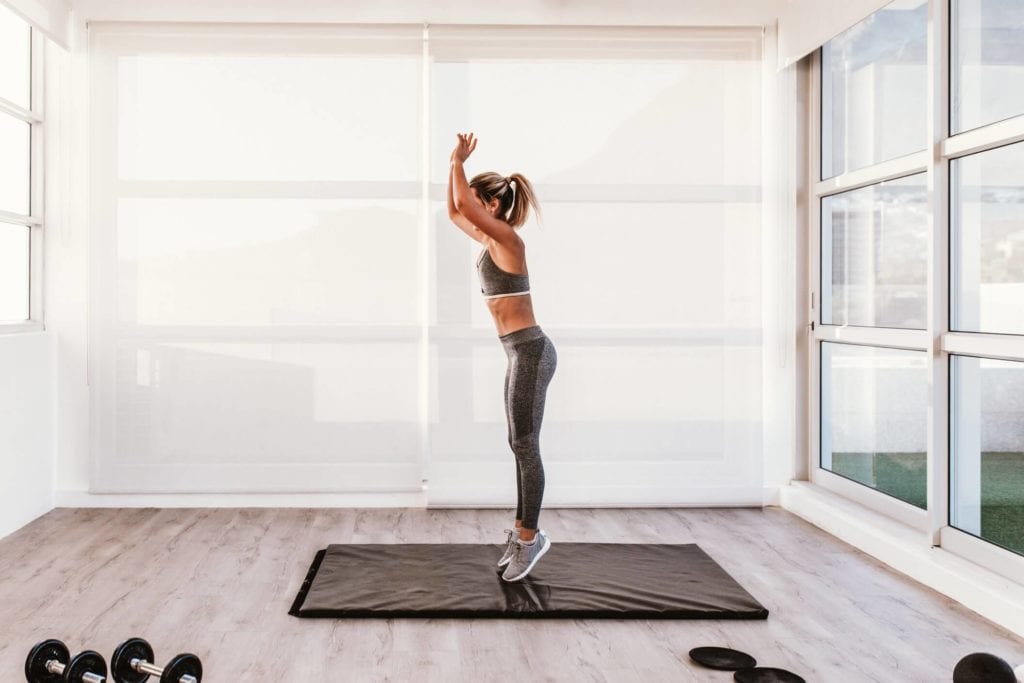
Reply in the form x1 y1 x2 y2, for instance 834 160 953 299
761 22 806 499
49 21 93 500
0 332 54 540
67 0 787 27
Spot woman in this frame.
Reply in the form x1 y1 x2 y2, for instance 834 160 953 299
447 132 557 582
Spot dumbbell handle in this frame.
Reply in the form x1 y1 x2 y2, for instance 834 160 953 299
131 657 198 683
45 658 105 682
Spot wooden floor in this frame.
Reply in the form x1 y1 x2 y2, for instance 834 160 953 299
2 506 1023 682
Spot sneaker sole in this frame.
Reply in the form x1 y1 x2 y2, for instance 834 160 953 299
499 540 548 581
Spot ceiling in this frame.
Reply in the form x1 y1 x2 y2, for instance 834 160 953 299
68 0 790 27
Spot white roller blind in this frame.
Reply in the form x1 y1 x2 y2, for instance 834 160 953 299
89 22 766 504
89 22 427 493
427 25 765 505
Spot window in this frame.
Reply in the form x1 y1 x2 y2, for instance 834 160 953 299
821 174 928 329
89 23 766 501
820 0 928 179
0 2 34 323
951 355 1024 555
950 141 1024 335
820 342 927 508
951 0 1024 134
89 24 425 491
813 0 1024 570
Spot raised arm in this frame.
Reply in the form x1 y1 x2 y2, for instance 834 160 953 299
451 156 518 247
447 161 486 244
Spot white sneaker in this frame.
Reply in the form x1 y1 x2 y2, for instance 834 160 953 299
501 531 551 582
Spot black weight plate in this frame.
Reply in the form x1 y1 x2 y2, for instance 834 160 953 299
953 652 1017 683
161 653 202 683
66 650 108 683
112 637 155 683
689 646 757 670
734 667 807 683
25 639 68 683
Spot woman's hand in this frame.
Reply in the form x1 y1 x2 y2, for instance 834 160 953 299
452 132 477 163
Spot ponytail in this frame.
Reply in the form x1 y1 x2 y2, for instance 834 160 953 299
505 172 542 229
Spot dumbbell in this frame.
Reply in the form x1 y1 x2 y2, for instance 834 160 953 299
25 639 107 683
953 652 1024 683
111 638 202 683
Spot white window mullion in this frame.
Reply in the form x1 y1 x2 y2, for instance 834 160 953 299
29 26 45 324
0 208 40 226
0 96 41 123
814 325 928 351
942 112 1024 160
925 0 951 547
943 333 1024 363
808 49 822 482
813 150 929 198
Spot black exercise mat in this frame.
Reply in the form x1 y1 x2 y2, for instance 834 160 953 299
289 543 769 619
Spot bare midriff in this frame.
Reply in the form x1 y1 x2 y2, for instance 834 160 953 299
486 294 538 337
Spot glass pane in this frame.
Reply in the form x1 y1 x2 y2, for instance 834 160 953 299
117 55 421 181
951 141 1024 335
0 3 31 109
0 114 30 215
951 0 1024 134
117 198 420 325
821 0 928 179
0 222 30 321
951 355 1024 556
821 174 927 329
820 342 928 509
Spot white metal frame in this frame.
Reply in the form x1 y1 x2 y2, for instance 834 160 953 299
0 22 45 333
808 0 1024 580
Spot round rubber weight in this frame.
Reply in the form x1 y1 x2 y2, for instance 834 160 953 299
162 653 203 683
734 667 807 683
689 646 757 670
953 652 1016 683
25 639 69 683
65 650 108 683
112 637 156 683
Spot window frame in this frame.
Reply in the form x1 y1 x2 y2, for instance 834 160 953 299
808 0 1024 584
0 19 44 333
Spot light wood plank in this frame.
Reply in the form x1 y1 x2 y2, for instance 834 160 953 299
0 507 1021 681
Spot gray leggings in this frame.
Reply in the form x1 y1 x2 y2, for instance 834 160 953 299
500 325 557 530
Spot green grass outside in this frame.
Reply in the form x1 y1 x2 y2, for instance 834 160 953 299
830 452 1024 556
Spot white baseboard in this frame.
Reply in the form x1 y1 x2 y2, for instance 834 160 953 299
780 480 1024 638
56 486 782 509
424 485 773 507
55 489 429 508
762 484 782 506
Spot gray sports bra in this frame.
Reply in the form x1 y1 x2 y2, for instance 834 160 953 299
476 247 531 300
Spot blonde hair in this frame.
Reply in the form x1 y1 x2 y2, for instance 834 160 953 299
469 171 542 230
